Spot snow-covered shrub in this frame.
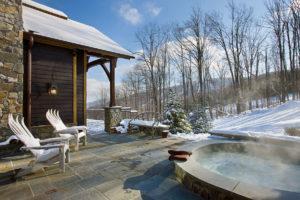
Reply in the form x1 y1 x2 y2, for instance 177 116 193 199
164 89 192 134
189 106 212 134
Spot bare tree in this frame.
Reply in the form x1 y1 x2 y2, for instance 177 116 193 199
156 41 170 113
185 8 210 106
266 0 289 102
207 2 253 113
171 25 190 110
286 0 300 99
242 22 266 110
214 62 228 114
136 24 168 113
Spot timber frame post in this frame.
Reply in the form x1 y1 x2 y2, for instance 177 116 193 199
87 56 119 133
83 51 88 125
109 58 117 107
86 56 117 107
72 50 77 124
25 33 34 128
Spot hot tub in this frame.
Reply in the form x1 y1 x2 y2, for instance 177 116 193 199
175 142 300 200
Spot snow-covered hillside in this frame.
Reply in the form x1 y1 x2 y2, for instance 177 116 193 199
212 101 300 138
86 101 300 142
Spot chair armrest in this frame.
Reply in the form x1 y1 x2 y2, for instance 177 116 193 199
54 128 78 135
69 126 87 131
21 143 67 150
39 137 70 144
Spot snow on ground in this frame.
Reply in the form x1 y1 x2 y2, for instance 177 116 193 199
87 119 105 135
212 100 300 139
115 119 130 134
87 101 300 141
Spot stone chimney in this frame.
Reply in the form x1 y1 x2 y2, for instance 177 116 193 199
0 0 23 140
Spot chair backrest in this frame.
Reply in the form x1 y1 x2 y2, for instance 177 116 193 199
46 109 67 131
8 114 42 157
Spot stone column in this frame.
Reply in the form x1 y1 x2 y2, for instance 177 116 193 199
0 0 23 141
104 106 122 133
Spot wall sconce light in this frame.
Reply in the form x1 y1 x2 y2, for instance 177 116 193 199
48 83 58 95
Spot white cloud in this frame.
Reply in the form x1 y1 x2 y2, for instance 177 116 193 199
116 61 135 75
87 78 109 103
118 3 142 25
146 2 161 16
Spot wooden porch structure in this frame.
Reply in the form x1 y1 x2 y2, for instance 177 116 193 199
24 33 132 129
87 55 117 107
22 1 134 130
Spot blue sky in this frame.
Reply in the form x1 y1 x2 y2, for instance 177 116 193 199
35 0 266 102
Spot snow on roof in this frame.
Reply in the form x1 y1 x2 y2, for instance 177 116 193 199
22 0 68 19
22 0 133 59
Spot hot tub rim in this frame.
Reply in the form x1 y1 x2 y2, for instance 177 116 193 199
175 141 300 200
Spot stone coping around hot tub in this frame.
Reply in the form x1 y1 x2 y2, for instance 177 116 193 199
175 141 300 200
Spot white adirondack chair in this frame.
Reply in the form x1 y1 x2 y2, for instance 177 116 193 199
8 114 70 177
46 109 87 151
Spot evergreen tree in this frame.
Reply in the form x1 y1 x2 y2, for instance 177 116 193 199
189 105 212 134
164 89 192 134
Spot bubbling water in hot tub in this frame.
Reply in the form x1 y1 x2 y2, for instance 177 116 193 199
195 142 300 192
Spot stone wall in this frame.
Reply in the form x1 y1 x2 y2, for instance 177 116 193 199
0 0 23 141
87 109 105 120
88 107 138 121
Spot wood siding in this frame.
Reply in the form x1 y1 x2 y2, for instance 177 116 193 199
30 43 84 126
77 50 84 125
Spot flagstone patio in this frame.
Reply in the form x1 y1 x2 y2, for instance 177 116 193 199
0 134 202 200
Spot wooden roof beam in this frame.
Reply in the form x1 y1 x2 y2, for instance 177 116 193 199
87 51 117 59
87 58 109 70
100 63 111 81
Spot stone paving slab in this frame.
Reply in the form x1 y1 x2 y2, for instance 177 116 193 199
0 182 33 200
0 134 201 200
66 187 109 200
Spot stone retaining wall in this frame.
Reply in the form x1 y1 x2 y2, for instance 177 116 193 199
87 109 105 120
87 108 138 121
0 0 23 141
